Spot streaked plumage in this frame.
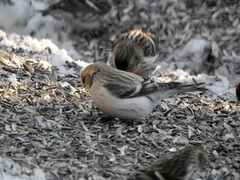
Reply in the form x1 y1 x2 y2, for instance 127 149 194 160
236 83 240 106
108 29 159 78
81 63 207 119
131 146 207 180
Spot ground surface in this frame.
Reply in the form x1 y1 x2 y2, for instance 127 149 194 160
0 0 240 180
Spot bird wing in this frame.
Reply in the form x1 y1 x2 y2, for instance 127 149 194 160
104 83 141 98
102 68 145 98
132 81 181 97
104 80 181 99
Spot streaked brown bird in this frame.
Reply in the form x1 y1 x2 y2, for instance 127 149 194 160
130 146 207 180
81 63 207 119
108 29 159 79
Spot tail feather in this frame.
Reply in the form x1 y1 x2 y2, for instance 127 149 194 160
177 82 208 92
146 82 207 106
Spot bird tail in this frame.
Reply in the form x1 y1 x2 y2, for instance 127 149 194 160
147 82 207 106
176 82 208 92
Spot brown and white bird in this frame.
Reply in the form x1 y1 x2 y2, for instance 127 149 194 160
81 62 207 119
131 146 207 180
108 29 159 79
41 0 115 32
236 83 240 106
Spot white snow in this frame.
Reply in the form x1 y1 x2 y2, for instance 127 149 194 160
32 168 46 180
0 0 89 76
0 1 34 34
0 156 46 180
7 74 19 87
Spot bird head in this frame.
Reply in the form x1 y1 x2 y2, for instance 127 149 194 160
236 83 240 106
81 63 98 90
81 63 117 90
112 40 143 72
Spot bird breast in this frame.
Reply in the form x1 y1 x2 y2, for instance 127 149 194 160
89 84 154 119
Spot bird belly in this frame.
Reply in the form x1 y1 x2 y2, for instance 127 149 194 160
90 87 153 119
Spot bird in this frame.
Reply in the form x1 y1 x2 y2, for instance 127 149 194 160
177 38 220 75
41 0 115 32
236 83 240 106
81 62 207 120
130 146 207 180
108 29 159 79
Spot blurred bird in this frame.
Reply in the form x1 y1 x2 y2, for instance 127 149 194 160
236 83 240 106
176 38 220 75
81 63 207 119
41 0 116 32
108 29 159 79
130 146 207 180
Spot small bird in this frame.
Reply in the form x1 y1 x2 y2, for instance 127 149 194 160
177 38 220 75
131 146 207 180
108 29 159 79
236 83 240 106
41 0 114 32
81 63 207 119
